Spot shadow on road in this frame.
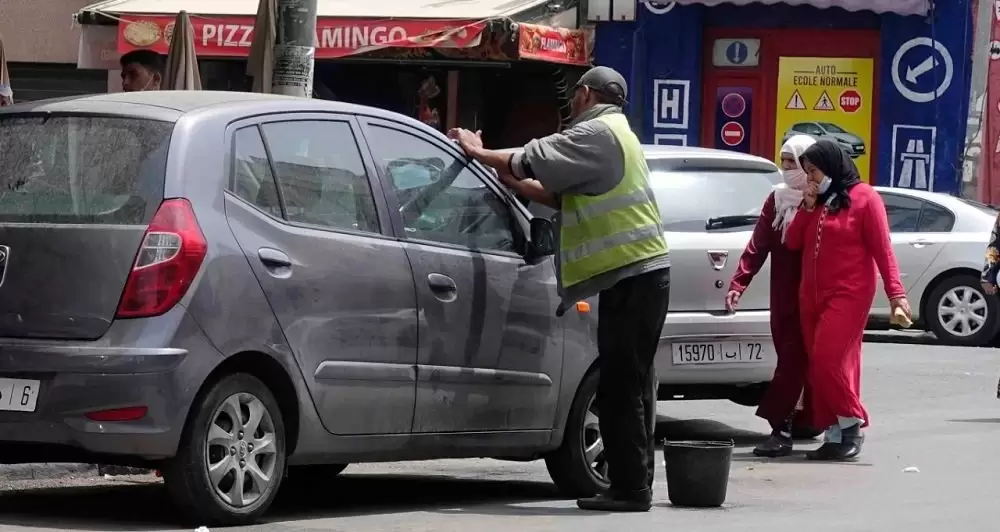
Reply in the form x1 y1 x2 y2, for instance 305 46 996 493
0 418 765 529
863 331 939 345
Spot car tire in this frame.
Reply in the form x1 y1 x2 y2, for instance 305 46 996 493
544 370 610 498
926 274 1000 347
728 383 767 407
163 373 287 527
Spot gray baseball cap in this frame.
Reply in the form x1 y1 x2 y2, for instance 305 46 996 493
576 66 628 105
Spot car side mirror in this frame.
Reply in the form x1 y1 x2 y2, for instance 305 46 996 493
524 217 556 264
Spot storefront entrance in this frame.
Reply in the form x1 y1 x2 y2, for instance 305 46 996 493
701 29 881 181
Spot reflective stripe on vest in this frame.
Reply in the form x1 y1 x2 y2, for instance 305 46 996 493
559 113 668 288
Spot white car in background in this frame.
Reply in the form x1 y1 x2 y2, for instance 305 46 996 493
869 188 997 346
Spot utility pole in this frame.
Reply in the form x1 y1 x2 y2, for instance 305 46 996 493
271 0 318 97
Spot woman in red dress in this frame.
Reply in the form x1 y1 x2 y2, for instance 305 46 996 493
727 134 815 458
786 140 911 461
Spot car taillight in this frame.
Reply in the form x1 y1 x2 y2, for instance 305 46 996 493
115 198 207 319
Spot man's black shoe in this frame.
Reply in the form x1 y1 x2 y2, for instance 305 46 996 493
577 489 652 512
806 426 864 461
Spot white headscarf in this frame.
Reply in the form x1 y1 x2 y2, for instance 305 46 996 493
773 134 817 242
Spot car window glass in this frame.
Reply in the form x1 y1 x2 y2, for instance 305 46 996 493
230 126 282 218
645 161 781 232
918 201 955 232
880 193 921 233
260 120 378 233
807 124 823 135
366 124 517 252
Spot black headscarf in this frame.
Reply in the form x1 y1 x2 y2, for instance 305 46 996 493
800 139 862 214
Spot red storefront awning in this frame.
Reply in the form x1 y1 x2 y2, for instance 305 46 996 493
114 14 489 59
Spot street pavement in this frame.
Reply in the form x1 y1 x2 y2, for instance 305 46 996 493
0 334 997 532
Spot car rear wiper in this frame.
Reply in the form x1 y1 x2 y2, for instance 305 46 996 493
706 214 760 230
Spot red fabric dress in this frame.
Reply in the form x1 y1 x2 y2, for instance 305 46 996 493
784 183 906 430
729 192 810 429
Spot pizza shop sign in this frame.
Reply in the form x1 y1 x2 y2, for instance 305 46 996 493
118 15 487 58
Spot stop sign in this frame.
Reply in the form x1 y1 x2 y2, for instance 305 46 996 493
839 89 862 113
720 121 745 147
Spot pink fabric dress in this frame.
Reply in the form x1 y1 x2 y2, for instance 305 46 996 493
784 183 906 430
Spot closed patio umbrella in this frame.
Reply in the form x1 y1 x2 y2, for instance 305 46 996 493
162 10 202 90
246 0 277 93
0 31 12 105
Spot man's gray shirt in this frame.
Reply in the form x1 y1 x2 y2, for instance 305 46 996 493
510 104 670 315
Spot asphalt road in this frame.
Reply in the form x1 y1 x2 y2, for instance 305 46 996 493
0 336 997 532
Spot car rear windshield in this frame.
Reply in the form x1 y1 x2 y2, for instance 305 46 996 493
0 114 172 224
957 197 999 217
647 163 781 232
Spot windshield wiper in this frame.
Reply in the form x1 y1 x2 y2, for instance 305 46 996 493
706 214 759 230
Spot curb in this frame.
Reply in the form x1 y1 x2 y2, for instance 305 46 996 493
0 464 98 481
0 464 153 481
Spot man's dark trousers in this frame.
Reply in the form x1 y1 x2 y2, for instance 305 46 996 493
596 267 671 496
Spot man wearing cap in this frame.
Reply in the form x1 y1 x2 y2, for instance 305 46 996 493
448 66 670 512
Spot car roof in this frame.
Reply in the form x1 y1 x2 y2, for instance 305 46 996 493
0 91 433 131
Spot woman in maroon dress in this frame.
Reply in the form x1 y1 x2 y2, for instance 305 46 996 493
727 135 816 457
786 140 910 461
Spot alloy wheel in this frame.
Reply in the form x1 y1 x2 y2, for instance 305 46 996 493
582 395 609 483
937 286 989 338
205 392 278 508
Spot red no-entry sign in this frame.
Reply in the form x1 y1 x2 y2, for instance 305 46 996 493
839 89 862 113
721 121 745 147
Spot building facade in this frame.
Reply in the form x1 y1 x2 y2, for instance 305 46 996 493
592 1 975 196
0 0 109 100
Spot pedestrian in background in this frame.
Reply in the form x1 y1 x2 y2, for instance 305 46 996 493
120 49 164 92
980 212 1000 297
785 139 909 461
448 66 670 512
726 134 816 457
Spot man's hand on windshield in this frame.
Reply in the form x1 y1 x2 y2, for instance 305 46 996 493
447 128 484 156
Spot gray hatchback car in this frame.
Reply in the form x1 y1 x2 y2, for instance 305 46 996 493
0 92 609 525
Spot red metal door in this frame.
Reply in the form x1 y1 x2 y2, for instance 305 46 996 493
702 29 881 168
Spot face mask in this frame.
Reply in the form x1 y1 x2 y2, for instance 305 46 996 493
782 168 808 190
817 176 833 195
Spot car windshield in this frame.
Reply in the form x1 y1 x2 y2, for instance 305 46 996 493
647 160 781 232
957 197 1000 217
819 122 845 133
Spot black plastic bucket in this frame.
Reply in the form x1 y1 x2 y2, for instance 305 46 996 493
662 440 734 508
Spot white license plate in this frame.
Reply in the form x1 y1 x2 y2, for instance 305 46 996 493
0 378 40 412
672 341 772 365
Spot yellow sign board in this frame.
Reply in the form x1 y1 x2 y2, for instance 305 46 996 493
774 57 874 183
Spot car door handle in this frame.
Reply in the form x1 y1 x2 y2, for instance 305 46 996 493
427 273 457 292
910 239 936 248
258 247 292 268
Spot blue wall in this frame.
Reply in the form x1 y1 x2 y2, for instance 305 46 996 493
594 1 975 195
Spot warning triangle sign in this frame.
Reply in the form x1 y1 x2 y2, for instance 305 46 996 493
785 90 806 110
813 91 836 111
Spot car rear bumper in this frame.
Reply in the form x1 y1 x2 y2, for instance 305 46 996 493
656 309 776 386
0 306 216 462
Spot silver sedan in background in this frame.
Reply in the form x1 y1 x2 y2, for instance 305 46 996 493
868 187 997 346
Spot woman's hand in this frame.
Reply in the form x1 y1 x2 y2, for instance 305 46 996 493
890 296 912 321
983 281 998 296
802 182 818 210
724 290 741 313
